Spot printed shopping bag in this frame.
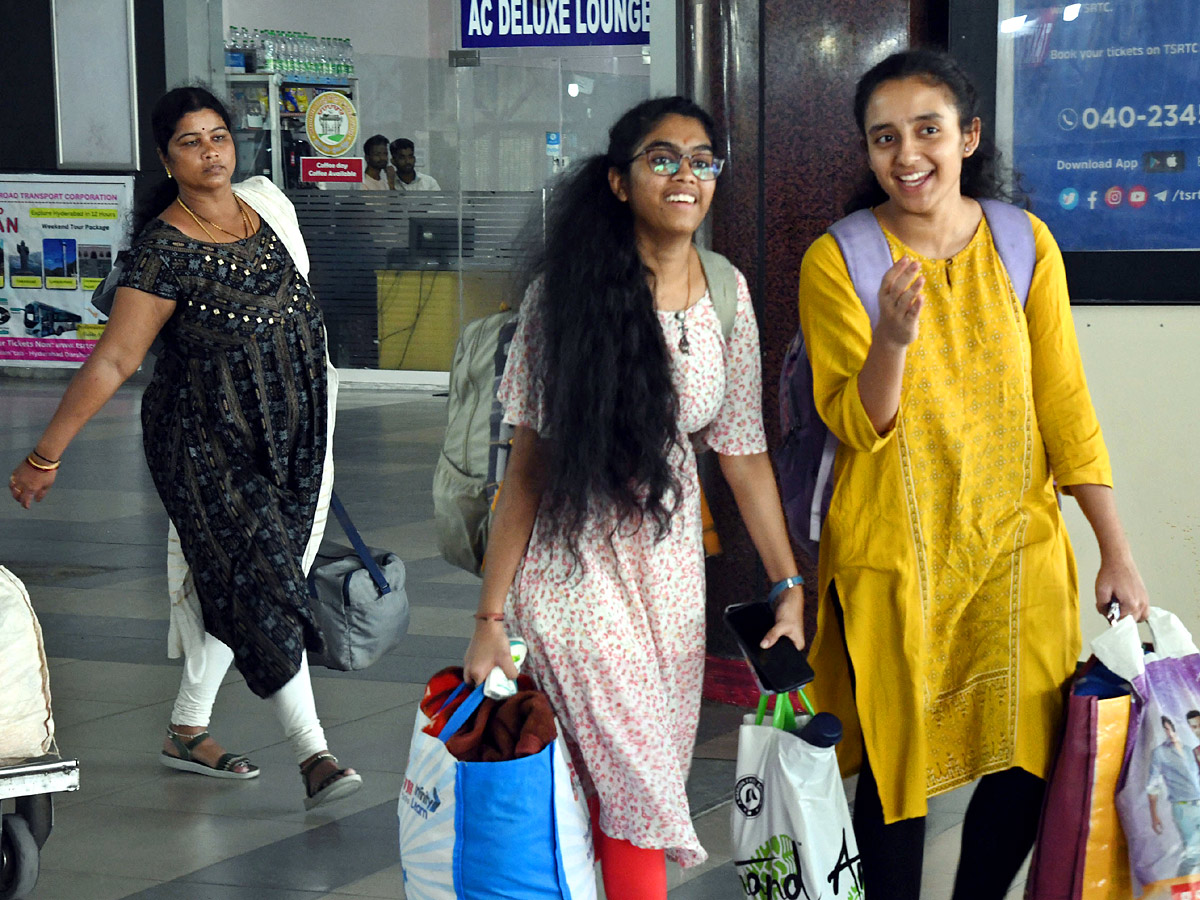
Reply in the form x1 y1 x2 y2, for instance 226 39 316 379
731 692 864 899
1094 607 1200 899
398 675 596 900
1025 659 1133 899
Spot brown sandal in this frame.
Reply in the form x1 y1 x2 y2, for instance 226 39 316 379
300 753 362 810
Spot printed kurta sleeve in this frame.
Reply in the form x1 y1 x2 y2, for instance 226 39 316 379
117 241 185 301
1024 214 1113 490
797 233 897 454
706 269 768 455
498 282 547 434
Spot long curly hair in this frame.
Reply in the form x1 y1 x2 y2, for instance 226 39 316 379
525 96 720 562
844 48 1015 213
130 86 234 237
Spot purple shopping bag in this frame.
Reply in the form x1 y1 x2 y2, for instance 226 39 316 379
1095 608 1200 899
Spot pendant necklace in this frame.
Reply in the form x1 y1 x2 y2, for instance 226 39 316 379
673 256 694 355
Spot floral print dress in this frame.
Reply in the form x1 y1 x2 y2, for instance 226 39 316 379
498 269 766 868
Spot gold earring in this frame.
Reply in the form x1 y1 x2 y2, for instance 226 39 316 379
165 168 173 179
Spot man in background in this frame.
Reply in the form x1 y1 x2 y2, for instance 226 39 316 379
389 138 440 191
361 134 392 190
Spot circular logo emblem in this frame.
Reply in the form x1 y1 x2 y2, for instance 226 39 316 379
305 91 359 157
1058 187 1079 210
735 775 764 818
1104 186 1124 209
1057 108 1079 131
1128 185 1149 208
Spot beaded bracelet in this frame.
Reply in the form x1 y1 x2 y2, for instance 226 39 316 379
24 454 61 472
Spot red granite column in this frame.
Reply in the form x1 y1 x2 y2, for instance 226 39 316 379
696 0 936 693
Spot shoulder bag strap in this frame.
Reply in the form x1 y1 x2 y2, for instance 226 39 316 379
695 246 738 341
329 491 391 595
826 208 891 326
978 198 1036 308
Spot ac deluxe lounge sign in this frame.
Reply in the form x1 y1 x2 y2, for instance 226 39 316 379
461 0 650 47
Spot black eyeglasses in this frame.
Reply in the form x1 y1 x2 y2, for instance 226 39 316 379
628 147 725 181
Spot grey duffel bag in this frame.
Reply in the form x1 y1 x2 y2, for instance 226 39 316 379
307 492 410 671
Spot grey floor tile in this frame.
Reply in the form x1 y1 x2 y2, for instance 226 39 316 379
667 863 740 898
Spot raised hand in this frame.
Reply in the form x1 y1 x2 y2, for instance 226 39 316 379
874 256 925 348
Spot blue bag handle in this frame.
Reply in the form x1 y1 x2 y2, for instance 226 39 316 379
433 682 488 743
329 491 390 596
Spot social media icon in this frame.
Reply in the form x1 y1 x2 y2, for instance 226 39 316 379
1058 187 1080 210
1104 186 1123 208
1129 186 1148 208
1155 190 1169 201
1086 190 1099 209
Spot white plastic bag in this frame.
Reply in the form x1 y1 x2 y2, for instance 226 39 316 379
0 566 54 763
731 699 864 899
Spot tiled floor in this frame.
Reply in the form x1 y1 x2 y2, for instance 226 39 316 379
1 376 1027 898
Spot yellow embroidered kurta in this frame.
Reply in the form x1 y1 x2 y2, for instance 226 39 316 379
798 210 1112 823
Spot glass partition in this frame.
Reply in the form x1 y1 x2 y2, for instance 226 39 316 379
245 7 652 379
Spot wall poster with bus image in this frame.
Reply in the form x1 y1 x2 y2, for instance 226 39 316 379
0 174 133 367
1000 1 1200 251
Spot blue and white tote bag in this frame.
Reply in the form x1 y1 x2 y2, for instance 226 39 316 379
399 681 596 900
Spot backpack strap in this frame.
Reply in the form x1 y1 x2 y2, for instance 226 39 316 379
828 202 1037 317
978 198 1035 308
826 209 889 327
695 246 738 342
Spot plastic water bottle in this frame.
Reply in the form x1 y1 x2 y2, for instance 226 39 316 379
260 31 276 73
794 712 843 748
483 638 528 700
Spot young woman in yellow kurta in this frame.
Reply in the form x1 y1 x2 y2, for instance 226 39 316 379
798 50 1149 899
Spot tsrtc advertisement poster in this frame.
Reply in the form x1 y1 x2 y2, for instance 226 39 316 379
0 174 133 367
1008 2 1200 251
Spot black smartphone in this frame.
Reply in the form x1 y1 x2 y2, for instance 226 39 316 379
723 601 814 694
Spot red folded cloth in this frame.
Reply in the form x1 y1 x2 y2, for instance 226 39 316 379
420 666 558 762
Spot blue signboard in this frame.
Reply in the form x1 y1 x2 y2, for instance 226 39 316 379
1009 2 1200 251
462 0 650 48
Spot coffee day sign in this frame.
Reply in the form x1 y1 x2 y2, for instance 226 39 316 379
462 0 650 47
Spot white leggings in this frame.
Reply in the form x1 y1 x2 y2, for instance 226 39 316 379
170 633 328 764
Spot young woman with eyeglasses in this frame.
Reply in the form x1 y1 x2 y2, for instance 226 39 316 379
463 96 804 897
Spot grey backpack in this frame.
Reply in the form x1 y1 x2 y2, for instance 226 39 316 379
433 248 740 575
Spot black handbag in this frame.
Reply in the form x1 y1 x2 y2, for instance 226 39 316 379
307 492 409 671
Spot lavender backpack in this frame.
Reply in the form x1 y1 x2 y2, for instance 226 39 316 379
775 199 1036 561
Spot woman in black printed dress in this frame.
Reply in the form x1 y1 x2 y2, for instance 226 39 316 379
10 87 360 810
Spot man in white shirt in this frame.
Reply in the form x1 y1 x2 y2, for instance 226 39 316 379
389 138 441 191
360 134 392 191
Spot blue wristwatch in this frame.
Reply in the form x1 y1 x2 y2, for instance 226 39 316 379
768 575 804 605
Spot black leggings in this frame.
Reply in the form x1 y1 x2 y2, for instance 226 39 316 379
830 585 1046 897
853 754 1045 899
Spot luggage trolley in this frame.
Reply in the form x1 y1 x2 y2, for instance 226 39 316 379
0 757 79 900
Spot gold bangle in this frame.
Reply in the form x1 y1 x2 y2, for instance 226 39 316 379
473 612 504 623
24 454 60 472
31 449 60 465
